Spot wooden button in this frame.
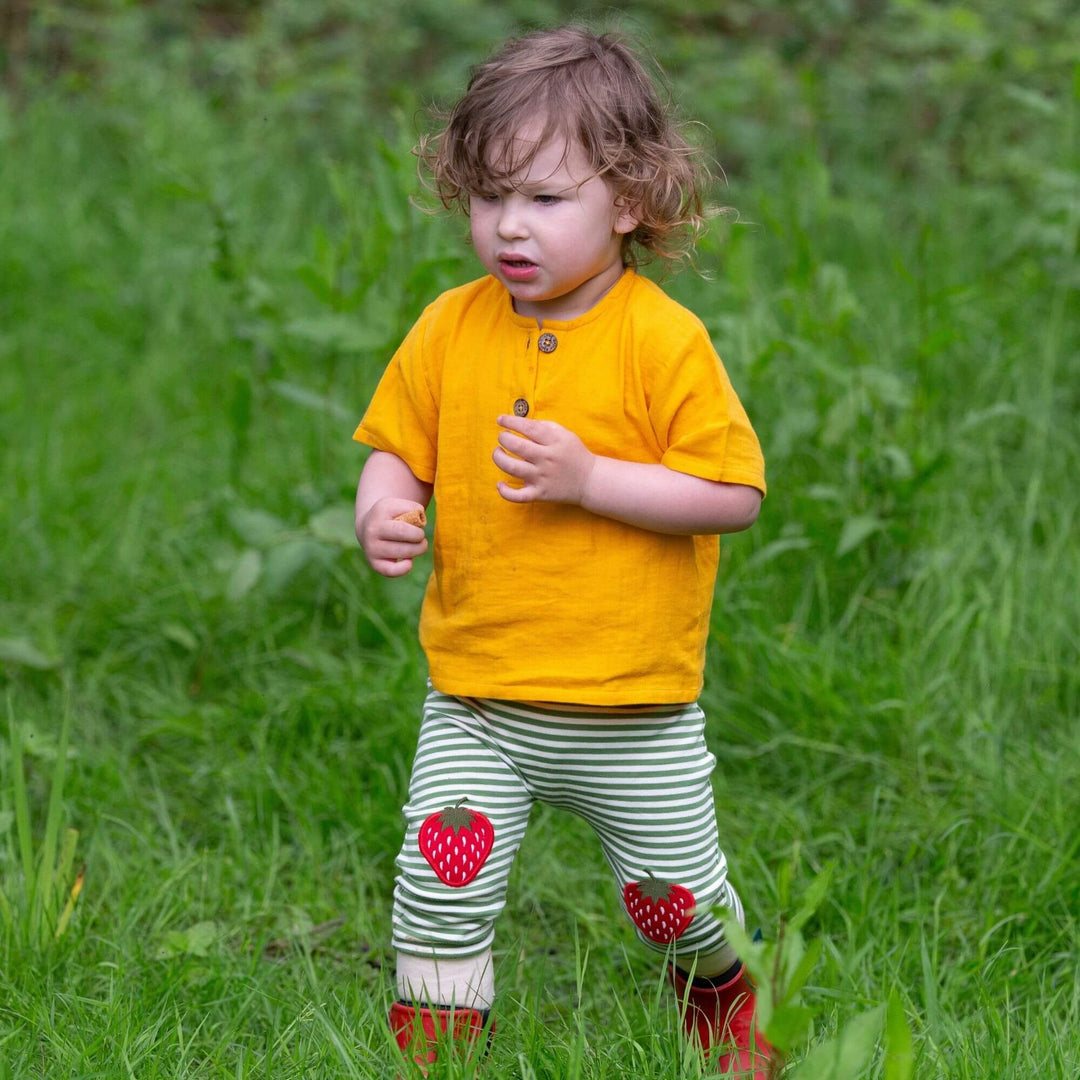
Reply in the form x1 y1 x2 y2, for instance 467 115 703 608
538 332 558 353
513 398 530 417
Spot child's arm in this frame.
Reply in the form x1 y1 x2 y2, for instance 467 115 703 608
493 415 761 536
355 450 433 577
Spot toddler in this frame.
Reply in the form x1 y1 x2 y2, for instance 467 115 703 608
354 26 772 1076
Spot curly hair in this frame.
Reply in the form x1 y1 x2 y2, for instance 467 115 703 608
417 26 712 268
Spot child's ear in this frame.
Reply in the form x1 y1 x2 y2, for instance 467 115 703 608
613 196 639 236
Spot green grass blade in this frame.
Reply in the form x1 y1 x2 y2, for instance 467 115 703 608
789 861 836 932
0 882 13 932
7 700 35 923
31 704 72 945
884 988 914 1080
54 860 83 941
53 826 78 910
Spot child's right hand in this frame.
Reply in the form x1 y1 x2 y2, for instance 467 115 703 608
357 498 429 577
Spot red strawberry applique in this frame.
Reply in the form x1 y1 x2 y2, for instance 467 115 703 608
418 798 495 887
623 872 696 944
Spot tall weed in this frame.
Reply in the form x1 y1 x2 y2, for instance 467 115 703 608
0 698 83 953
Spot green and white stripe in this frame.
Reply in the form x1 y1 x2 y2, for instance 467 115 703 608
393 690 743 962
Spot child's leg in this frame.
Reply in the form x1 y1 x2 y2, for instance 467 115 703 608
539 701 772 1075
390 692 534 1066
535 702 739 967
440 698 739 964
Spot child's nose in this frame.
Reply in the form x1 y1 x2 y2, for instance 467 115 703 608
496 202 528 240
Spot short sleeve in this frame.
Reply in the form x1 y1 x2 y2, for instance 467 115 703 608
649 327 766 495
352 306 439 484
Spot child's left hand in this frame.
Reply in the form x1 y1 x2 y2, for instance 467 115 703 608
493 414 596 505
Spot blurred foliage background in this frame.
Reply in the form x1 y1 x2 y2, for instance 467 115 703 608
1 2 1078 1077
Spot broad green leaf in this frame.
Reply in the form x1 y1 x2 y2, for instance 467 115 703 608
381 569 431 616
714 912 767 981
803 484 844 502
861 367 911 408
183 920 220 956
783 936 823 1003
715 912 774 1028
1003 84 1058 115
821 391 860 446
155 920 221 960
371 147 407 235
227 507 288 547
161 623 199 652
790 1005 884 1080
769 406 819 460
880 444 914 480
155 931 188 960
262 539 324 595
280 648 345 677
293 265 339 307
817 262 863 325
766 1003 815 1053
268 380 354 422
778 926 806 991
226 549 262 603
885 989 915 1080
958 402 1022 431
744 537 814 572
309 504 359 548
789 863 835 931
157 177 208 202
0 638 60 670
836 516 884 557
15 725 65 761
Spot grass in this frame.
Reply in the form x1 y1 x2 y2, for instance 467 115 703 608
1 12 1079 1078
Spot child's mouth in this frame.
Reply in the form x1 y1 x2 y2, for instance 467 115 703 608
499 259 539 282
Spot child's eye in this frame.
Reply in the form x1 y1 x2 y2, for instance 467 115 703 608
534 195 560 205
473 192 500 203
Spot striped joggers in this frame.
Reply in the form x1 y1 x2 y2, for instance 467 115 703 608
392 689 744 973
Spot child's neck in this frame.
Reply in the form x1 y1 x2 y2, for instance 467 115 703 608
512 265 629 325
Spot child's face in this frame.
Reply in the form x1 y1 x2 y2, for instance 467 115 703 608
469 124 638 322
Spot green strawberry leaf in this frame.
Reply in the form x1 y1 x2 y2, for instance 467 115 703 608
635 873 677 902
434 799 482 835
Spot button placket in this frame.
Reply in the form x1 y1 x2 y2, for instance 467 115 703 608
513 330 538 421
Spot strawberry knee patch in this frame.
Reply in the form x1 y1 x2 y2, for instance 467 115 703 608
623 873 696 943
418 799 495 887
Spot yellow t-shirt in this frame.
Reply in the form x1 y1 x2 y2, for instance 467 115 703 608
354 269 765 705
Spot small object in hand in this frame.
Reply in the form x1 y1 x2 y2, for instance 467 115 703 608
394 508 427 528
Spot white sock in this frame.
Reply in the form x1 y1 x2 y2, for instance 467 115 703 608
396 949 495 1011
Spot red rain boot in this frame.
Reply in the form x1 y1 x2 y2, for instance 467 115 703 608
670 964 774 1077
389 1000 491 1074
